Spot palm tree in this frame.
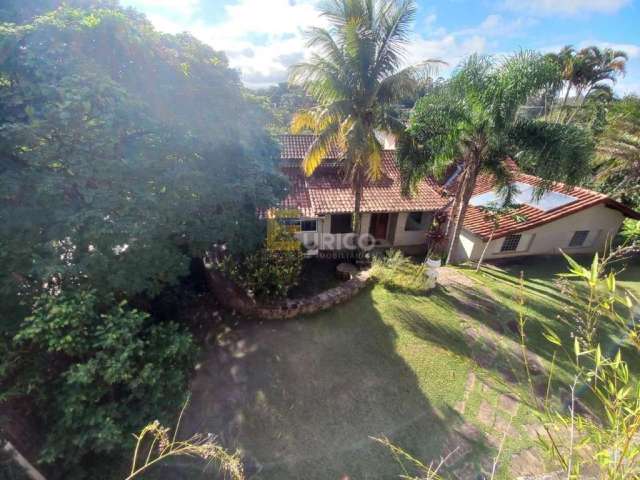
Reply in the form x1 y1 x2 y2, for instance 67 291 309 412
398 52 594 265
594 95 640 208
547 45 628 123
288 0 441 235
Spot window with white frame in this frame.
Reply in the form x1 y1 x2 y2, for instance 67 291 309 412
568 230 589 247
500 234 521 252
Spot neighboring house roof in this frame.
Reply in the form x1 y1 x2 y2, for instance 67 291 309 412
451 165 640 241
277 135 447 216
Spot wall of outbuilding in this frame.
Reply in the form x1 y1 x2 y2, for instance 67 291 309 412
453 203 626 262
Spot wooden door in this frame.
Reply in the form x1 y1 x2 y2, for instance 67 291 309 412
369 213 389 240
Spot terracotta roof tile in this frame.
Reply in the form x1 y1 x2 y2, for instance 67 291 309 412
453 168 640 240
276 136 447 216
279 134 342 160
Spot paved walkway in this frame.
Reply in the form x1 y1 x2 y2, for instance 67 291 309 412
438 267 549 479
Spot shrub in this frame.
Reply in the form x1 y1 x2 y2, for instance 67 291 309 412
227 247 304 299
0 290 197 477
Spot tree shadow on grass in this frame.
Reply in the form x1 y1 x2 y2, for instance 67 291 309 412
460 264 569 307
155 286 493 480
372 276 560 386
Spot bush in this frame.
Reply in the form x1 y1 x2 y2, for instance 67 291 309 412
0 290 197 477
237 247 304 299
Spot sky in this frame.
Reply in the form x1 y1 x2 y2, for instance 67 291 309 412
119 0 640 93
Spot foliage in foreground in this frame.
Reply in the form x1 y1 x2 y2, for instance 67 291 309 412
0 3 285 330
0 290 197 476
124 400 244 480
525 244 640 478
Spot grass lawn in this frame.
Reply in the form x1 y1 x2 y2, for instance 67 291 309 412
159 255 640 480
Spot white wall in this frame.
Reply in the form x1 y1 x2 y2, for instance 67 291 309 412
294 213 373 250
453 204 625 262
294 212 433 251
392 212 432 247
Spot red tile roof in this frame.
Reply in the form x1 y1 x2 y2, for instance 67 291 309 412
279 134 342 160
452 168 640 240
277 135 447 216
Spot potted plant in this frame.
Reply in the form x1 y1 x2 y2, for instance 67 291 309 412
423 211 448 289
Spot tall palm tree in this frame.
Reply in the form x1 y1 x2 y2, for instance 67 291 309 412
288 0 441 235
398 52 594 265
547 45 628 123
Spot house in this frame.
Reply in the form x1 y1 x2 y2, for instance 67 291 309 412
276 134 639 259
448 163 640 263
276 134 447 254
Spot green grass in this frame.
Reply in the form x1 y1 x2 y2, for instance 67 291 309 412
158 255 640 480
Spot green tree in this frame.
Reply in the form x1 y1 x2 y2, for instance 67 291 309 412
546 45 628 123
0 290 197 477
254 82 316 135
0 5 285 329
288 0 441 234
594 95 640 210
398 52 594 265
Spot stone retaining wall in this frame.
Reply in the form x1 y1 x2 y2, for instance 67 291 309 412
255 269 372 319
204 259 371 320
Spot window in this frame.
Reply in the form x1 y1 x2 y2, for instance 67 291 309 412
300 219 317 232
569 230 589 247
405 211 426 231
278 218 299 226
500 234 521 252
277 218 317 232
330 214 352 234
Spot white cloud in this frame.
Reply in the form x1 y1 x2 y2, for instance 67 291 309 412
122 0 323 88
616 77 640 95
122 0 539 87
454 14 537 37
594 42 640 58
407 33 488 74
123 0 199 28
408 14 539 74
502 0 631 16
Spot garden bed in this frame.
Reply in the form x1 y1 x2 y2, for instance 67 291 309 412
287 257 347 299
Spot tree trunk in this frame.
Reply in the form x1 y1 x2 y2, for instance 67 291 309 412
445 157 480 265
443 167 467 241
475 227 496 272
557 83 572 123
353 168 364 238
566 85 592 124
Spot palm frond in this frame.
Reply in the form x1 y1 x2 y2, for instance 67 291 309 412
509 119 593 189
486 50 560 130
366 132 384 180
291 110 319 134
372 0 417 80
376 61 443 104
302 125 342 176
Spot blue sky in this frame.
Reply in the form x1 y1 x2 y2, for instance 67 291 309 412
120 0 640 93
